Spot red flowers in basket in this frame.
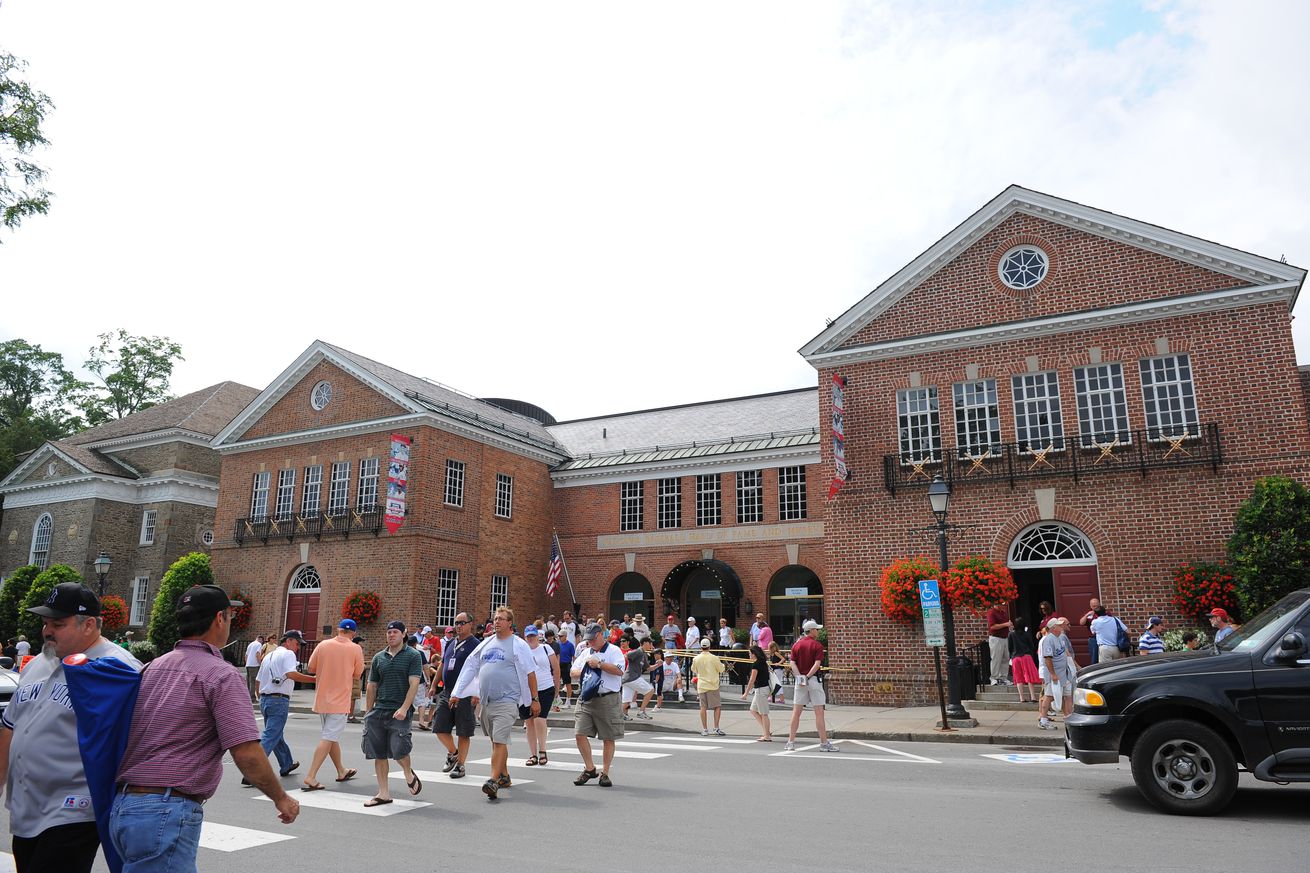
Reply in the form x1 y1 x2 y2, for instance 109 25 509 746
879 556 941 623
100 595 129 630
229 591 253 632
942 555 1018 615
343 590 382 625
1171 561 1237 622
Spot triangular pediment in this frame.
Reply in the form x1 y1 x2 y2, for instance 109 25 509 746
0 443 95 490
800 186 1306 362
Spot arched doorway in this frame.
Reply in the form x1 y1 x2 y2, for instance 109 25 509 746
767 565 823 645
608 572 654 624
661 560 742 638
1007 522 1098 652
286 565 322 641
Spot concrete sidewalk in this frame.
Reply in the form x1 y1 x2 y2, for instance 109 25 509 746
280 687 1063 748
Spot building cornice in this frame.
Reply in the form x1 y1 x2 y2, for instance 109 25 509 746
804 282 1298 369
80 428 216 452
596 520 824 551
551 444 820 488
0 443 96 490
1 472 219 509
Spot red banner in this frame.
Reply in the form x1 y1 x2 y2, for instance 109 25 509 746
385 434 411 534
828 375 848 500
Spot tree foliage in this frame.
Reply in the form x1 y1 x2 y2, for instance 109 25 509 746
1227 475 1310 619
0 51 54 237
0 338 81 478
148 551 214 652
76 330 185 425
17 563 83 640
0 564 40 642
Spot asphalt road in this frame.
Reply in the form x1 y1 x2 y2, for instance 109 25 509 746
2 710 1306 872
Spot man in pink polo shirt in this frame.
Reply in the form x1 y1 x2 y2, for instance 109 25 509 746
111 585 299 871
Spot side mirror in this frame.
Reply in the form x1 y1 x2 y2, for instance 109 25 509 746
1276 632 1307 660
0 656 12 670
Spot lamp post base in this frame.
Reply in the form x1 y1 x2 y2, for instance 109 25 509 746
935 717 981 729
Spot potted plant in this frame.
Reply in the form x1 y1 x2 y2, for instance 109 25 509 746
1172 560 1238 623
943 555 1017 615
879 556 941 623
100 595 129 630
343 590 381 625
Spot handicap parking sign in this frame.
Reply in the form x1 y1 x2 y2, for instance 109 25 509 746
918 579 941 605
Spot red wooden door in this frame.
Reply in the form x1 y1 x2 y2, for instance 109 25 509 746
285 592 320 641
1053 566 1099 652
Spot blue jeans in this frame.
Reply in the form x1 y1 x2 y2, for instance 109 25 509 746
109 789 204 873
259 693 295 772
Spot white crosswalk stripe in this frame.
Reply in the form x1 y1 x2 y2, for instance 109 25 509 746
611 741 721 751
255 790 430 815
200 821 296 852
471 756 577 772
0 851 14 873
653 734 760 745
770 740 940 763
547 746 668 760
389 768 536 787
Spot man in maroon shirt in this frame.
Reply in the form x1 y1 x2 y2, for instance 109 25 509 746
985 603 1013 685
784 620 838 752
110 585 299 872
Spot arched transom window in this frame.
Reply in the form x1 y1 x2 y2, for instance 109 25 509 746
1008 523 1095 567
30 514 53 570
289 565 322 592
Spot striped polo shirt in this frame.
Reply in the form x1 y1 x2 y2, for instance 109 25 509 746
116 639 259 799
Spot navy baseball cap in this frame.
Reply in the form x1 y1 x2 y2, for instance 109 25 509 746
524 625 540 636
281 630 305 642
28 582 101 619
386 620 406 632
175 585 243 621
339 618 357 631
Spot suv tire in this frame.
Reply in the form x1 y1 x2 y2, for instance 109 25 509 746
1129 719 1237 816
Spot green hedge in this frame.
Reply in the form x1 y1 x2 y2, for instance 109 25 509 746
0 565 40 643
17 564 84 639
148 552 215 653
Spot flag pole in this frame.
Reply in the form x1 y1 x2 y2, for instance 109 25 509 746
553 529 579 608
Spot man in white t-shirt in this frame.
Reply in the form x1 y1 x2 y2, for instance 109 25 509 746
559 612 578 645
244 634 266 703
250 631 315 782
684 618 700 650
571 624 625 787
1038 619 1076 730
14 637 30 659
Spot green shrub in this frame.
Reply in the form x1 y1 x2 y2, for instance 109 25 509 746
1163 627 1209 652
127 640 158 663
148 552 215 652
1227 475 1310 618
18 564 83 639
0 565 40 643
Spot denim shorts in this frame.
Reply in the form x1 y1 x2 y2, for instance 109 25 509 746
110 789 204 873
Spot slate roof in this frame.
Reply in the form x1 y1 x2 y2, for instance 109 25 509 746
67 382 261 446
548 388 819 469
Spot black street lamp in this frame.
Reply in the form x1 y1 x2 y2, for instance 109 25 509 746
94 551 112 597
928 475 971 722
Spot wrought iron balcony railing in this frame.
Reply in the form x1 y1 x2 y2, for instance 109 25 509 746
883 423 1222 494
234 505 386 545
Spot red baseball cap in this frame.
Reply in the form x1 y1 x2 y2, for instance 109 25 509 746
1207 607 1230 620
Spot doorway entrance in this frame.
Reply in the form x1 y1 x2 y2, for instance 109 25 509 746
608 572 654 625
1007 523 1098 652
767 565 823 645
286 564 322 641
660 559 742 639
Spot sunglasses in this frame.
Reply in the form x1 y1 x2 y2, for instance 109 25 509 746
454 620 470 625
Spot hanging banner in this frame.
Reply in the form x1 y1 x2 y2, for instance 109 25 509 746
828 374 849 500
385 434 411 534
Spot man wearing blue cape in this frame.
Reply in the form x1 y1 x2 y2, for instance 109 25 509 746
0 582 142 873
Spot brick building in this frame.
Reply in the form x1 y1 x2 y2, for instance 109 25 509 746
801 186 1309 705
0 382 259 627
210 343 827 645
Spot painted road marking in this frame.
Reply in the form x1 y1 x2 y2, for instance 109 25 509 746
770 740 940 763
256 791 430 816
0 852 13 873
472 755 577 772
653 735 759 745
546 746 668 760
393 768 536 786
200 821 296 852
611 741 721 751
980 753 1076 764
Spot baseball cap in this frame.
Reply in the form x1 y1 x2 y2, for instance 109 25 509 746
687 617 696 624
175 585 243 621
281 630 305 642
339 618 357 631
422 625 432 634
1047 618 1062 629
1207 608 1230 620
27 582 101 618
524 625 540 636
700 639 711 648
386 620 406 632
609 619 619 627
664 651 675 658
444 626 454 634
1146 616 1163 629
585 623 604 638
802 619 823 632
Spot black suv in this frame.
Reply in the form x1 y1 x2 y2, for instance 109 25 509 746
1065 588 1310 815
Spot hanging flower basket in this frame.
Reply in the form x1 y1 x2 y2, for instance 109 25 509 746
229 590 253 633
100 595 129 630
1171 561 1237 622
879 556 941 623
943 555 1018 615
343 590 381 625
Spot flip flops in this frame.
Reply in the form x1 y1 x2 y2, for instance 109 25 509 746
407 774 422 796
525 755 540 766
335 769 357 782
301 782 326 791
364 797 393 807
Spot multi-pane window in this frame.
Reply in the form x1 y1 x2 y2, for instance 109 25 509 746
897 387 941 463
274 469 296 520
444 460 465 507
357 457 380 510
250 472 270 521
437 569 459 626
696 474 721 526
130 576 150 625
736 470 763 523
495 473 513 519
1140 354 1200 440
140 509 157 545
620 481 644 531
953 380 1001 457
328 461 351 516
779 466 807 520
1012 372 1065 452
1074 364 1131 446
30 514 52 570
658 478 682 529
302 465 323 516
491 574 509 615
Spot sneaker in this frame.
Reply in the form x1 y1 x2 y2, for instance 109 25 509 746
449 763 466 779
598 772 612 787
1038 717 1055 730
678 694 685 702
636 711 652 720
651 706 662 713
713 728 726 736
622 714 632 722
482 779 499 800
784 741 795 751
441 752 458 773
819 741 839 752
700 729 710 736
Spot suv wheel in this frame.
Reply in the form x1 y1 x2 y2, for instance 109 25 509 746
1129 719 1237 816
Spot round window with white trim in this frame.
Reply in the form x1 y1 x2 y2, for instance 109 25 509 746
998 245 1049 290
310 380 333 410
201 529 215 547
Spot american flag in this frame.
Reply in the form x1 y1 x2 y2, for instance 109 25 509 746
546 535 563 596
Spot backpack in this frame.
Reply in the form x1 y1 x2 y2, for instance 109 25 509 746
1115 618 1131 654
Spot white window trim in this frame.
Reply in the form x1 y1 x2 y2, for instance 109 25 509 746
250 472 270 521
897 387 941 464
437 569 459 626
1073 362 1133 448
139 509 157 546
445 459 466 507
30 512 53 569
130 576 150 625
302 465 323 516
657 478 681 529
1139 354 1202 442
328 461 351 516
491 574 509 616
1011 371 1066 455
620 481 643 532
357 457 380 510
736 470 763 524
953 379 1001 459
778 466 807 521
696 474 721 527
274 468 296 520
495 473 514 519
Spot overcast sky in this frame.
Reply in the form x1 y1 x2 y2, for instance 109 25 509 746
3 1 1307 424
